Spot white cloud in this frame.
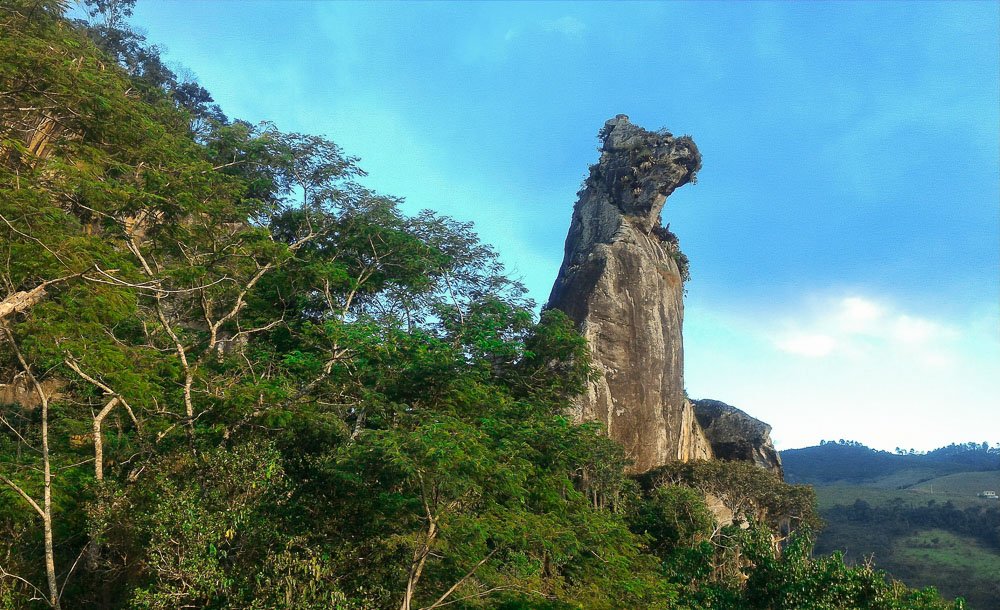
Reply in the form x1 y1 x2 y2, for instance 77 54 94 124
775 333 837 357
836 296 884 333
685 293 999 451
891 314 951 345
771 295 958 365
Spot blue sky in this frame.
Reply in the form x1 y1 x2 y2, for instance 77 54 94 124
120 1 998 451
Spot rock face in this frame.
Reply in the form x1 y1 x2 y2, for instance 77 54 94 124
693 399 783 477
546 115 785 476
546 115 711 472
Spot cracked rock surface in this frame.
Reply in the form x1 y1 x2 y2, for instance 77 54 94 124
546 115 710 472
693 399 784 477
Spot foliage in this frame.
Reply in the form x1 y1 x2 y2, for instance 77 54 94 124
626 470 963 610
739 527 964 610
643 459 822 535
0 4 968 609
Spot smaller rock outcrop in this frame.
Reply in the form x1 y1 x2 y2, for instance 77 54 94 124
693 399 783 477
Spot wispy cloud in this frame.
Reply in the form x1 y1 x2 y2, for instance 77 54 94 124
775 333 837 358
772 295 959 368
475 14 586 61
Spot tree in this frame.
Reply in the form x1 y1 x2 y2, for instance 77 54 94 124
0 4 971 609
0 328 61 609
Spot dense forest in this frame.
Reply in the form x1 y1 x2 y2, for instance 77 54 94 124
0 1 969 608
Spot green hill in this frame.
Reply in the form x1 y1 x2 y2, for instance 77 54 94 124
783 441 1000 608
911 471 1000 497
782 441 1000 486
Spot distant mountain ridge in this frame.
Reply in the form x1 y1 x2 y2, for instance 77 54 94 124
782 441 1000 486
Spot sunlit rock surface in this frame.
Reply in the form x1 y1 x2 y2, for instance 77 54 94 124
547 115 785 476
546 115 709 472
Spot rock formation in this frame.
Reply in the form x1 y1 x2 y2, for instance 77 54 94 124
547 115 782 476
693 399 783 477
546 115 710 472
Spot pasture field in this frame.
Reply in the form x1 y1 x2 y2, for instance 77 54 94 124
812 481 1000 609
813 482 994 512
892 529 1000 609
910 471 1000 496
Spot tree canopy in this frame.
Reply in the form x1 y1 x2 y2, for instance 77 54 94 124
0 2 966 608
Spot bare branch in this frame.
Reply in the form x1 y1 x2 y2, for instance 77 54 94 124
421 548 498 610
0 274 80 321
84 265 231 295
0 472 44 517
205 261 276 350
0 211 69 268
57 542 89 603
0 563 48 604
425 586 524 608
63 358 115 396
0 411 38 452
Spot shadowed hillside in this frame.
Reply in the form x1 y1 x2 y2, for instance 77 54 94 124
783 441 1000 486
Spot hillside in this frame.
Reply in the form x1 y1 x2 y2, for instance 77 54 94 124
783 441 1000 608
783 441 1000 486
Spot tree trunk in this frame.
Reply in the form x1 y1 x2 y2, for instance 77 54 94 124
87 396 119 571
400 520 437 610
39 369 60 609
5 327 62 609
93 397 119 483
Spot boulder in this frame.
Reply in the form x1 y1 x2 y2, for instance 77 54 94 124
693 399 783 477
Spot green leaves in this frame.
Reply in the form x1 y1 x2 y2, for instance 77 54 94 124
739 527 964 610
123 443 293 610
0 5 969 609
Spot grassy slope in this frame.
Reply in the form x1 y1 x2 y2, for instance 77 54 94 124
784 445 1000 608
815 482 999 512
817 522 1000 609
910 471 1000 496
811 475 1000 609
890 529 1000 609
